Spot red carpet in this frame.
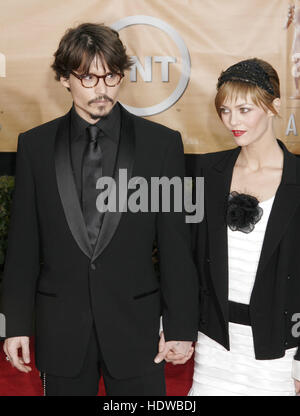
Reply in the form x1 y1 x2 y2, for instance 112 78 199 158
0 338 193 396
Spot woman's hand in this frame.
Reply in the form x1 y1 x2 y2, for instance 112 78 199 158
154 331 194 365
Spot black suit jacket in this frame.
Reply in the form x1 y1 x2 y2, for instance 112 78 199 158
1 105 198 378
193 140 300 360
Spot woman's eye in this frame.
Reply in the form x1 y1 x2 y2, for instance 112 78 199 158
221 108 230 116
83 74 93 80
240 107 250 113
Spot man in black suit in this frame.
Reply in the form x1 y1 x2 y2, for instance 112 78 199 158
1 23 198 395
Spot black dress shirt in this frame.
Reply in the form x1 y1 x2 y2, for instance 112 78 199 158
69 103 121 205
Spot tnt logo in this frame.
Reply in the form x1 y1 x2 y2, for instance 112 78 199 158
111 16 191 116
0 53 6 77
130 56 176 82
0 313 6 337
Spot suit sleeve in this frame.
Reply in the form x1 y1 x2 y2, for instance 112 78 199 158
1 133 40 337
156 131 199 342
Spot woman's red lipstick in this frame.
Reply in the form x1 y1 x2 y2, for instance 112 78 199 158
232 130 246 137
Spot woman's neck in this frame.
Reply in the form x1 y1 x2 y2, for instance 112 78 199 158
237 136 283 172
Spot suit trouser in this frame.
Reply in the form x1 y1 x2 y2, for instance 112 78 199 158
42 323 166 396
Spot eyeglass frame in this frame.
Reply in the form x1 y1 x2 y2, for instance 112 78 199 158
70 70 124 88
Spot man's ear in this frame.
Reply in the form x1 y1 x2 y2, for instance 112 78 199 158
60 76 70 89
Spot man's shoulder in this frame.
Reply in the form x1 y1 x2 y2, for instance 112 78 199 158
20 114 66 139
124 107 179 138
17 113 69 152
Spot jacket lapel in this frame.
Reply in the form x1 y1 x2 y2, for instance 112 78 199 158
91 106 135 262
253 141 300 280
55 111 93 259
205 147 241 323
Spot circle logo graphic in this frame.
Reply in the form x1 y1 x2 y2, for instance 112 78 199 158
111 15 191 116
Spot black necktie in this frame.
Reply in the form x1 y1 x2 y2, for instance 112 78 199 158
82 125 103 246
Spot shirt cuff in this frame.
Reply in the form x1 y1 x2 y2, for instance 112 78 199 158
292 359 300 381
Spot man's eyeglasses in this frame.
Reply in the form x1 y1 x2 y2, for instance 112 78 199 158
71 71 124 88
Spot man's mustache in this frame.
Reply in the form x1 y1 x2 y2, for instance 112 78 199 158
88 95 114 104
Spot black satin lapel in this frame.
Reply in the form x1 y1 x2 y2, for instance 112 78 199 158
205 147 241 323
55 112 93 259
92 107 135 262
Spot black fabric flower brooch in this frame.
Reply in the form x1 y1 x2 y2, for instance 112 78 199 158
226 191 263 233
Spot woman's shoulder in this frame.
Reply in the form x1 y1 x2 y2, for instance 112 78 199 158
193 148 237 170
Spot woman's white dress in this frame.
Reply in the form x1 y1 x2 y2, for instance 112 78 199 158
189 196 299 396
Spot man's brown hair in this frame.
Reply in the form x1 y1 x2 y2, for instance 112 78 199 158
51 23 132 80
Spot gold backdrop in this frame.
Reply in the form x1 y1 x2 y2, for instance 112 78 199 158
0 0 299 153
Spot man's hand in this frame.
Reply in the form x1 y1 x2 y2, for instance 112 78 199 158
3 336 32 373
154 331 194 365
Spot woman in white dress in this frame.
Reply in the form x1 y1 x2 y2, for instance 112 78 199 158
187 58 300 396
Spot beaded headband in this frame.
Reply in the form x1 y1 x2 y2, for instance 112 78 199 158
217 59 275 96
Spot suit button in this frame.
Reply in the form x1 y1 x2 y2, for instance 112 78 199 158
91 263 96 270
284 310 288 315
206 258 211 263
287 275 291 280
285 341 289 346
